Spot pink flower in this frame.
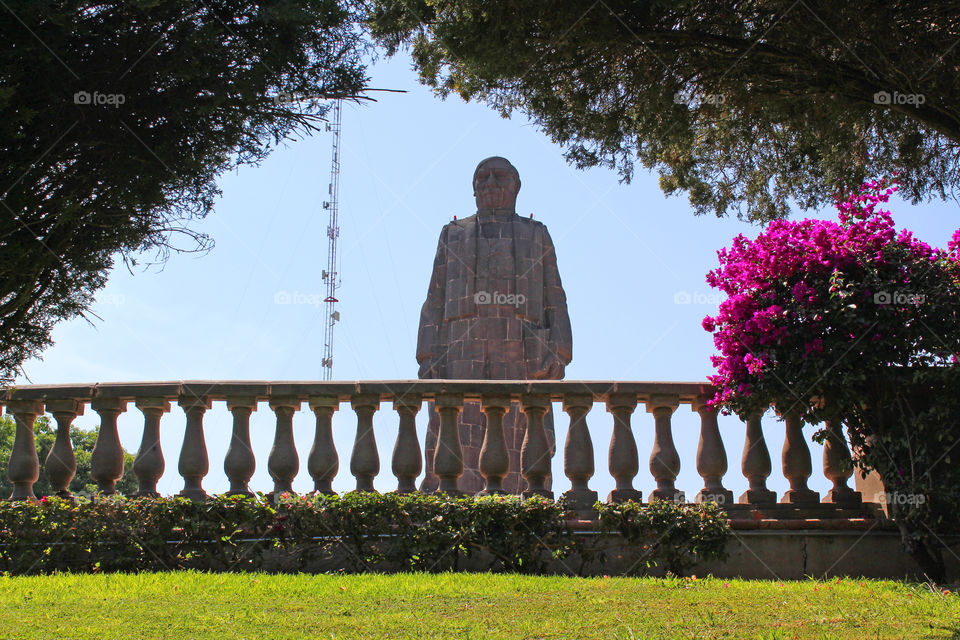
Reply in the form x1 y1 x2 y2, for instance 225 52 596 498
703 177 958 410
948 229 960 259
803 339 824 356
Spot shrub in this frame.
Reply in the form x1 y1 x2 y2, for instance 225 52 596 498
703 178 960 581
0 493 731 577
278 492 574 574
596 499 731 576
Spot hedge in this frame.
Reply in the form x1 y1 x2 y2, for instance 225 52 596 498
0 493 730 576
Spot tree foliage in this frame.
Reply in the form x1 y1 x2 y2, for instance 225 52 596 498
0 0 368 382
0 415 137 498
369 0 960 220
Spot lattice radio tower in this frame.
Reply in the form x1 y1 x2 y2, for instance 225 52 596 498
321 100 342 380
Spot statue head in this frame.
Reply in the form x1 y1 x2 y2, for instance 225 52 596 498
473 156 521 211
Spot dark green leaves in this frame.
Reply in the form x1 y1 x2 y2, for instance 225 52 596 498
0 492 731 576
368 0 960 221
0 0 369 382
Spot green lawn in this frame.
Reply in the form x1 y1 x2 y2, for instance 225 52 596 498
0 572 957 639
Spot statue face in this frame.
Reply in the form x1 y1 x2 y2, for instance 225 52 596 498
473 158 520 210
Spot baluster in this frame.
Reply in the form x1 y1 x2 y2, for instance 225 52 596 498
739 411 776 503
692 395 733 506
268 396 301 496
521 394 553 499
779 409 820 504
5 400 44 500
605 393 641 503
178 395 211 501
45 399 83 498
479 395 511 495
823 420 862 506
350 394 380 492
561 393 597 509
133 397 169 497
392 394 422 494
308 396 339 494
433 393 464 495
90 397 128 495
224 397 257 495
648 395 684 502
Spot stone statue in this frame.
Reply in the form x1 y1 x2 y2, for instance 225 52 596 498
417 156 573 493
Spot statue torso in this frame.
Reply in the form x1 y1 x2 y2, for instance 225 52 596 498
445 211 527 378
476 217 518 306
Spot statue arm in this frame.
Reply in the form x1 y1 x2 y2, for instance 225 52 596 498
541 227 573 367
416 226 448 377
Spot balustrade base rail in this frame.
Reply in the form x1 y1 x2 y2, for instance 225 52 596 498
3 381 872 517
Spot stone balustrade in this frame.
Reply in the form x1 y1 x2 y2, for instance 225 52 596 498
1 381 865 514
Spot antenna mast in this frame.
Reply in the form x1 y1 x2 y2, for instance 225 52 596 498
321 100 342 380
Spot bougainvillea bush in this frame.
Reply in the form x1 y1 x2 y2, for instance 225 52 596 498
703 179 960 581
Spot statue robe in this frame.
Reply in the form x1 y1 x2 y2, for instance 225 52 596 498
416 211 572 379
416 210 573 493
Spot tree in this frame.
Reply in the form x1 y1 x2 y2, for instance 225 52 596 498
703 180 960 581
368 0 960 221
1 1 369 383
0 415 137 498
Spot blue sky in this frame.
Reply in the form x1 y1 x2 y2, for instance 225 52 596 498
16 53 960 500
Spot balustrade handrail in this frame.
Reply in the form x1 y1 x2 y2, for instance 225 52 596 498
1 380 714 404
1 380 871 518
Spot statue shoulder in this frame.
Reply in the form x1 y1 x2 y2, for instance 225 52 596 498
442 214 478 230
439 213 546 235
519 216 551 240
435 215 466 234
516 215 546 229
437 215 479 241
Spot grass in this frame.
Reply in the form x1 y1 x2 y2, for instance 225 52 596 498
0 572 957 639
